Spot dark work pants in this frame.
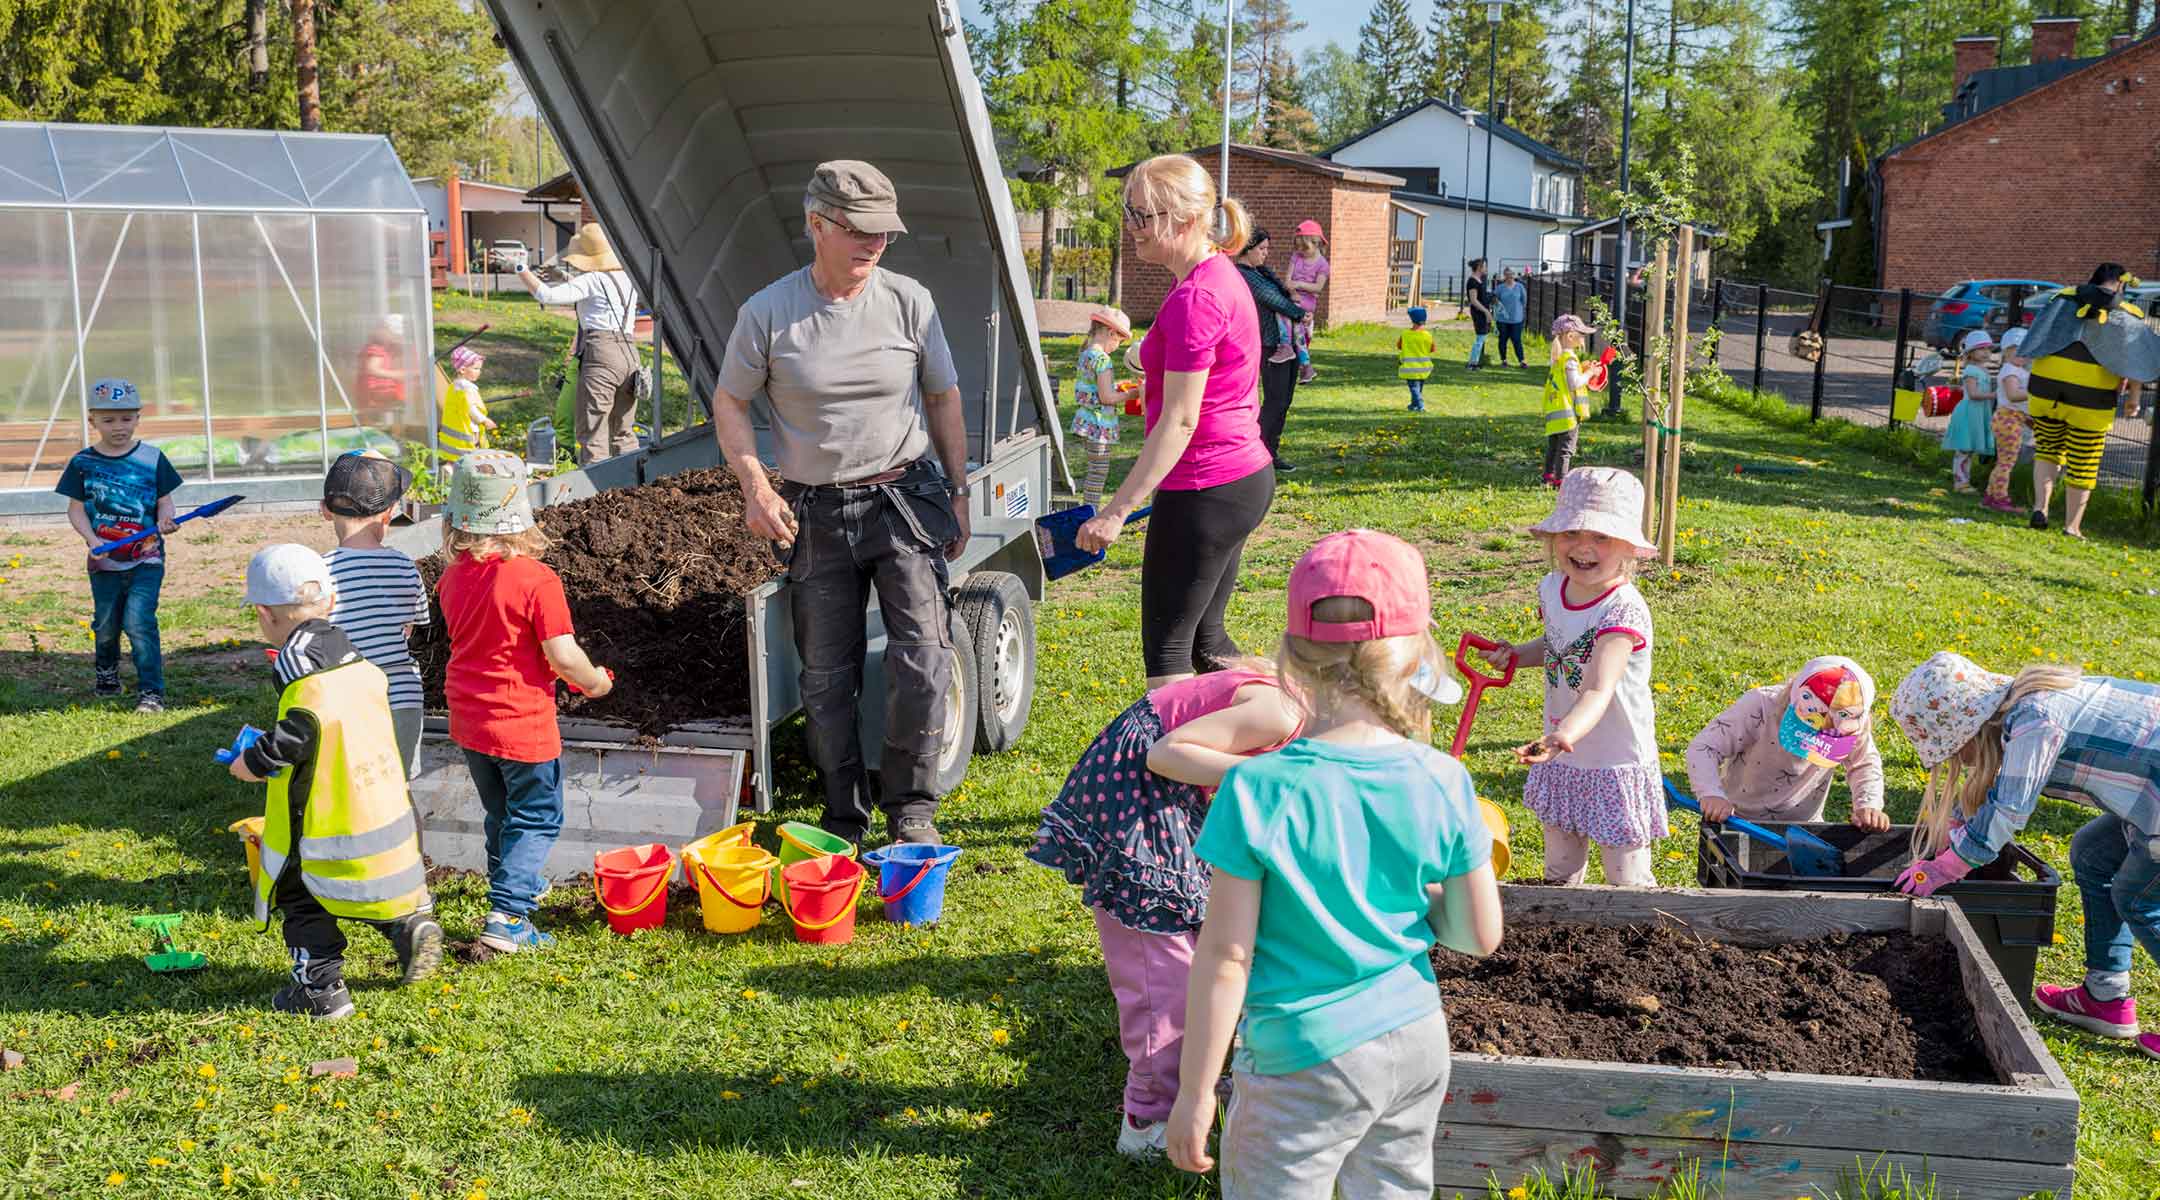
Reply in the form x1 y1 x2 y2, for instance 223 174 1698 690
1141 465 1275 678
1544 427 1579 480
1257 357 1299 462
276 872 345 975
783 460 956 841
1496 322 1526 364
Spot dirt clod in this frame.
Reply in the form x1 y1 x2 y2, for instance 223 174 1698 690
413 467 782 734
0 1049 22 1071
1433 922 1992 1082
309 1058 358 1078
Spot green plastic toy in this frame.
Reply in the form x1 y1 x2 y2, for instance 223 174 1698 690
132 914 207 973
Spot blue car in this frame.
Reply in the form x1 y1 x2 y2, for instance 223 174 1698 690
1923 278 2061 350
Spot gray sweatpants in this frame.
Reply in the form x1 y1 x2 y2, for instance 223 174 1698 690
391 706 423 780
1220 1007 1452 1200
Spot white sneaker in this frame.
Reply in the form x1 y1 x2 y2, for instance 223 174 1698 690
1116 1114 1168 1159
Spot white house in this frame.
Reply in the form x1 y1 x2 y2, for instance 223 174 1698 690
1322 99 1585 291
411 176 568 273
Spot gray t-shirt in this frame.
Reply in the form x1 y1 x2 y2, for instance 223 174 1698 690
717 265 960 485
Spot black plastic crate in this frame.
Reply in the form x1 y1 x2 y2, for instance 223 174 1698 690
1696 821 2061 1001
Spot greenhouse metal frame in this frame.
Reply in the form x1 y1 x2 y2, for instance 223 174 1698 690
0 121 436 502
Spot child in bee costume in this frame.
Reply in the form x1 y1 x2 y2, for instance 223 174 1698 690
2020 264 2160 538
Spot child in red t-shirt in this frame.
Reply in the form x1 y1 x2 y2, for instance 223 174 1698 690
434 451 612 952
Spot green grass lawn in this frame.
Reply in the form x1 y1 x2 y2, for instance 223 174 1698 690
4 323 2159 1198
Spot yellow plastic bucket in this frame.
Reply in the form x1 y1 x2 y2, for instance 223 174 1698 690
228 817 265 891
1478 799 1513 878
773 821 853 908
685 842 777 934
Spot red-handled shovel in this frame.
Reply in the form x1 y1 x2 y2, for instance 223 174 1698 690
1450 632 1517 757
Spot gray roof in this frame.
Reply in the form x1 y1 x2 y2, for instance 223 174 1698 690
1319 98 1585 173
0 121 423 212
1392 190 1585 225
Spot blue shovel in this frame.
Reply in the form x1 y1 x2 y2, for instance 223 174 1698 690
1663 778 1845 878
91 494 244 557
1035 504 1152 582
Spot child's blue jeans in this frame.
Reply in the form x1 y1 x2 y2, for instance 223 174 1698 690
89 562 164 693
2071 812 2160 992
1404 380 1425 410
461 749 564 918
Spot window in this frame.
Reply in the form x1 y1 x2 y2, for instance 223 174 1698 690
1054 225 1081 249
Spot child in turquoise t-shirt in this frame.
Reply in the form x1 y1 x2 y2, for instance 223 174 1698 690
1168 530 1505 1199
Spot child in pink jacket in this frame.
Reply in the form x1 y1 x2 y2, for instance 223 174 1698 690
1683 656 1890 830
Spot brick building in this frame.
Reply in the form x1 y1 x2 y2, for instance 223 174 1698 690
1107 145 1404 330
1876 18 2160 293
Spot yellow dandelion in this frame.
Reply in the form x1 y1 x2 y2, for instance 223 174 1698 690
105 750 121 760
990 1028 1010 1045
195 1063 216 1079
903 1106 919 1118
421 1045 441 1056
147 1157 169 1168
720 1090 742 1101
1509 1189 1528 1200
271 1102 288 1114
177 1140 195 1153
105 1171 126 1186
220 1164 233 1188
741 988 760 1000
191 1098 206 1110
2051 933 2066 945
895 1020 909 1033
372 1036 386 1050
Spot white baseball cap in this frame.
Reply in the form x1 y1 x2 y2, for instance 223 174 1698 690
245 543 335 606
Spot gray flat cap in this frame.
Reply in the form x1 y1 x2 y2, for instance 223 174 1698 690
807 160 906 235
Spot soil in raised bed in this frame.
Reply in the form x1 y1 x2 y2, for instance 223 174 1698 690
411 467 781 734
1431 921 1993 1082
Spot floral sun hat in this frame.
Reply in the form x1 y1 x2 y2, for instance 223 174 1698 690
446 449 536 535
1890 651 2013 769
1529 467 1657 557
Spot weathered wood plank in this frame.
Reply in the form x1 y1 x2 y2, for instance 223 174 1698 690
1439 1053 2078 1164
1946 903 2077 1094
1432 1122 2076 1200
1500 883 1922 946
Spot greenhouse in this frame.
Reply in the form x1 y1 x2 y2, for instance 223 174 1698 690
0 122 434 500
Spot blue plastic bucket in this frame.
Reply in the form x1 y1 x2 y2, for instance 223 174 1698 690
861 844 963 925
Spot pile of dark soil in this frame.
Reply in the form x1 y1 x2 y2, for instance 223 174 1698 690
1431 921 1992 1082
413 467 781 733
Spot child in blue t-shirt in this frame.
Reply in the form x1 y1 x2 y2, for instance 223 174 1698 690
1168 529 1504 1199
55 378 183 712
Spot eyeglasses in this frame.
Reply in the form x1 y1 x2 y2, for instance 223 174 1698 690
1122 203 1164 229
812 212 899 247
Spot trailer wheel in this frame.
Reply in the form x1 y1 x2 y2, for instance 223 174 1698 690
954 572 1034 753
934 606 980 796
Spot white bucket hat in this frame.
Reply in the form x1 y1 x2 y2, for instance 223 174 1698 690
1530 467 1657 557
446 449 536 535
1960 329 1995 354
1890 651 2013 769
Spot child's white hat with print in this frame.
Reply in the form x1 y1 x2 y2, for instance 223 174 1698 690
246 543 335 606
1529 467 1657 557
1960 329 1995 354
1891 651 2013 769
446 449 536 535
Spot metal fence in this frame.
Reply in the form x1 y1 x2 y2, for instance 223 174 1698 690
1527 269 2160 505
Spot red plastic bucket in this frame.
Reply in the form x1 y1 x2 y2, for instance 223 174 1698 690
592 843 674 935
778 854 864 945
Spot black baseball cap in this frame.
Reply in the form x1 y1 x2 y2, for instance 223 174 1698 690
323 450 411 517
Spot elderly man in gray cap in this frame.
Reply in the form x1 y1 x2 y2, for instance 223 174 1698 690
710 160 968 847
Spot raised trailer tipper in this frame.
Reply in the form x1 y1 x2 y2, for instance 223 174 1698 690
399 0 1070 876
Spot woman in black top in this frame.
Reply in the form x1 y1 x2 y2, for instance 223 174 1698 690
1464 257 1492 369
1234 230 1308 472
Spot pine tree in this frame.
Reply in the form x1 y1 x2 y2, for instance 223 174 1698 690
1425 0 1556 136
1544 5 1623 188
1237 0 1309 147
1357 0 1428 124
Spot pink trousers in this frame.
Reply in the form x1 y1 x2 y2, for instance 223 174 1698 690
1093 907 1196 1123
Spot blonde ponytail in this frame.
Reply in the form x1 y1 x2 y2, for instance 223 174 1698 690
1911 663 2083 857
1125 154 1250 261
1216 196 1251 257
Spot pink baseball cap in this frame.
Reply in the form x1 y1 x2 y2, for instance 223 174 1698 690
1287 530 1431 642
1294 219 1324 238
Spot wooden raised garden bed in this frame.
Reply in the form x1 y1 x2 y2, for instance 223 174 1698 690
1434 886 2078 1199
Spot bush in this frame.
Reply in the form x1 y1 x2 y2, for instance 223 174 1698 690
1021 245 1111 292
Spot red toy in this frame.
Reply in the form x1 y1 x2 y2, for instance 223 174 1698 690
1583 345 1620 392
1450 632 1517 758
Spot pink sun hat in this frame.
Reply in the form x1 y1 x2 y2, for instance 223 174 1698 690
1530 467 1657 557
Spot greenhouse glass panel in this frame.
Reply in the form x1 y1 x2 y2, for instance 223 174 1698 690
0 121 433 497
0 209 76 487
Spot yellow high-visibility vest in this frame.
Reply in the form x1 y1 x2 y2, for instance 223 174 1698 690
255 661 428 924
1543 352 1583 435
1397 328 1435 380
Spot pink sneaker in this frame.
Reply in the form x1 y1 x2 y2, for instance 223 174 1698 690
2138 1032 2160 1062
2033 983 2139 1038
1980 495 2020 514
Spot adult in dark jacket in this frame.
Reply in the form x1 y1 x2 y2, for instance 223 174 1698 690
1235 230 1307 473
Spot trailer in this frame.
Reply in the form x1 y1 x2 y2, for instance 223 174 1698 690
397 0 1070 876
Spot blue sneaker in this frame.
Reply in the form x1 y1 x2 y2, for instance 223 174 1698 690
478 913 555 953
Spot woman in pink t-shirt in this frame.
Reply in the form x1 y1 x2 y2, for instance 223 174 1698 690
1079 154 1276 686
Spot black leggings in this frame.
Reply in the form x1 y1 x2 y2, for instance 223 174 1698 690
1141 465 1276 677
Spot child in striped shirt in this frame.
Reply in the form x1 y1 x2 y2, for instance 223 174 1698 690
319 451 430 776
